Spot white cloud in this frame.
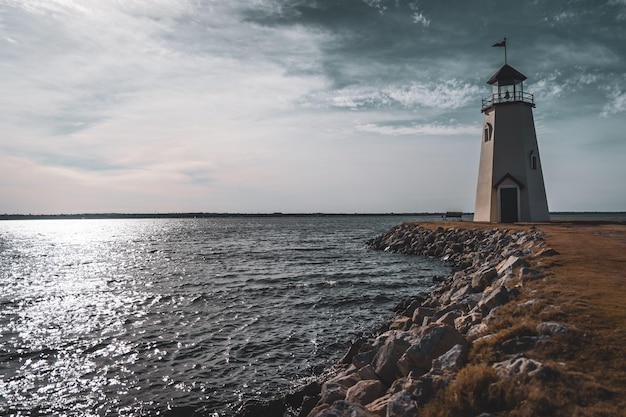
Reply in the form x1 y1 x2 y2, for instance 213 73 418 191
305 80 479 110
385 81 479 109
411 12 430 27
601 89 626 117
356 123 478 136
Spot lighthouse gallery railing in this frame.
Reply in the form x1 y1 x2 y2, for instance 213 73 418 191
481 91 535 111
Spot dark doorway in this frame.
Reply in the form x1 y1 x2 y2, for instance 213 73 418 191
500 187 518 223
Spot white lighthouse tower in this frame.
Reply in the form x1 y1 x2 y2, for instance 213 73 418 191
473 60 550 223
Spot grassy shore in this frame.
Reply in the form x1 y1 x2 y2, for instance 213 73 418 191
418 220 626 417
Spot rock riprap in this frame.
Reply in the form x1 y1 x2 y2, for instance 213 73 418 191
235 223 564 417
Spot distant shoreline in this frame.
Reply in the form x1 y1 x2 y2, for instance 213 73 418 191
0 212 625 221
0 212 444 220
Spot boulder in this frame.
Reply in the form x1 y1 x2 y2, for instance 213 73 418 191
385 390 417 417
493 271 517 288
471 267 498 291
365 394 391 417
399 298 423 318
307 403 330 417
477 286 510 315
357 364 379 381
536 321 570 335
466 322 489 338
518 267 542 282
454 311 482 334
389 316 412 331
449 284 473 302
496 255 527 275
430 343 467 373
412 375 436 404
345 380 384 406
437 310 462 327
328 372 361 389
500 336 547 354
320 382 348 405
353 346 378 369
340 339 365 365
311 400 379 417
351 340 379 369
412 307 435 326
372 332 412 386
397 325 467 377
493 355 548 378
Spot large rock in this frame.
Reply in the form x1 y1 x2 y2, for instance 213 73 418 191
493 355 548 378
536 321 570 335
385 391 417 417
496 255 527 274
430 343 467 373
345 380 384 406
320 382 348 405
518 267 542 282
471 267 498 291
412 307 435 327
365 394 391 417
357 364 379 381
454 311 482 334
477 286 510 315
340 339 366 365
437 310 462 327
389 316 412 331
311 400 379 417
397 325 468 377
372 332 412 386
500 336 546 354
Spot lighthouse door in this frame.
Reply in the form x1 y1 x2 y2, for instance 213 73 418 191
499 187 519 223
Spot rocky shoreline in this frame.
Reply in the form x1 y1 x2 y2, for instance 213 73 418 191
235 222 564 417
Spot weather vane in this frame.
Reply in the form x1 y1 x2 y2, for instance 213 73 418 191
492 37 507 64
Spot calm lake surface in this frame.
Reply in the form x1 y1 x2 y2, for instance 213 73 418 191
0 215 450 416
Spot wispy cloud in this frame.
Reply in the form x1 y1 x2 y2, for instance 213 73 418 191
601 88 626 117
356 123 478 136
304 80 479 110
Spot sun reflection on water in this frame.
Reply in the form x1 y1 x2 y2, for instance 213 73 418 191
0 219 158 415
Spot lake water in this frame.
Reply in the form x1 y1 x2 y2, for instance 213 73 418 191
0 215 449 416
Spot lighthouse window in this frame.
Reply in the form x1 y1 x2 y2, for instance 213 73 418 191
484 123 493 142
530 151 538 170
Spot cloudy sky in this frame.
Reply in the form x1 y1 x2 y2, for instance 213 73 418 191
1 0 625 214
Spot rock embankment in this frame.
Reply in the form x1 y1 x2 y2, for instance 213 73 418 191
236 223 563 417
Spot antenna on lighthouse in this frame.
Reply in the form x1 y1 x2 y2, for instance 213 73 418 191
492 37 507 64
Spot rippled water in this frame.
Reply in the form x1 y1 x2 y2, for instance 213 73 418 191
0 216 448 416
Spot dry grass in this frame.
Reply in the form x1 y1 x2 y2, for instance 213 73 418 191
420 364 500 417
417 221 626 416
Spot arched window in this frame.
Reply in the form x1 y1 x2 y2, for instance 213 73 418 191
529 150 538 170
484 123 493 142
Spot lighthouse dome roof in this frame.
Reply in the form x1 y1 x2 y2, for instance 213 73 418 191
487 64 527 85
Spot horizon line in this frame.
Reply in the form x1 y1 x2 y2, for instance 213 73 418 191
1 211 625 220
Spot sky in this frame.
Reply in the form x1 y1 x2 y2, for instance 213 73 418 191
1 0 625 214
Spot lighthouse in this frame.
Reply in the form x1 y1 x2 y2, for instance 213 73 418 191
473 61 550 223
